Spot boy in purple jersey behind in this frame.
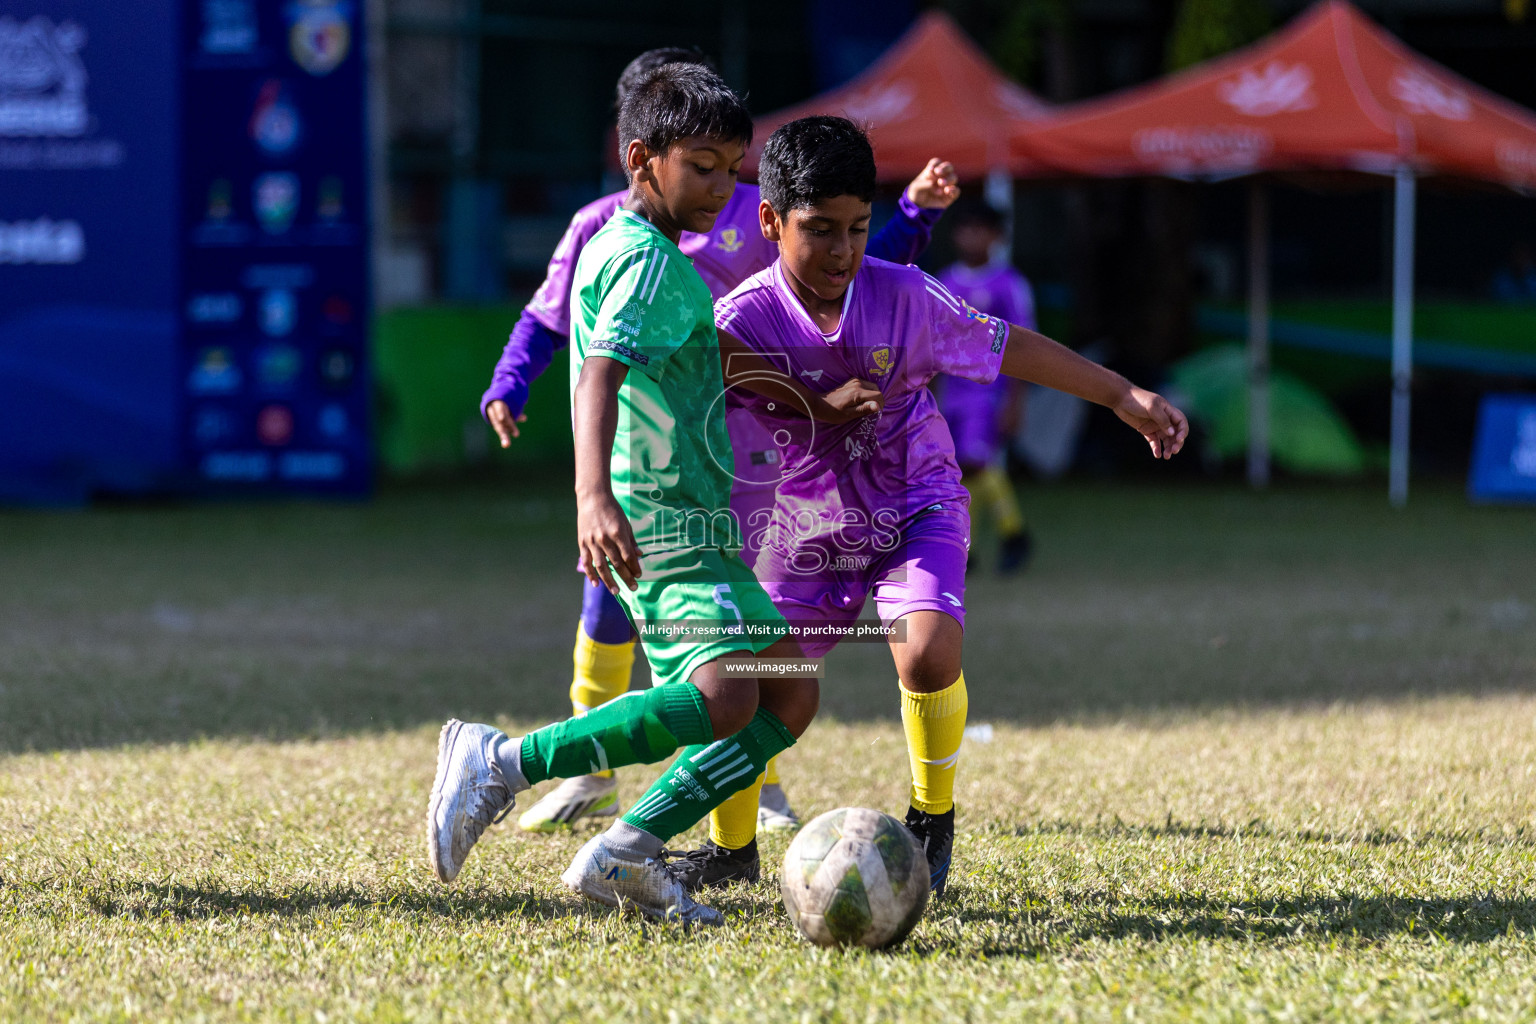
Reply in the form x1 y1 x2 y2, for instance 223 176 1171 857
478 48 961 836
934 201 1036 574
667 116 1188 898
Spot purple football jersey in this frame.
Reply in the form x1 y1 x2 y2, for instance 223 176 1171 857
525 193 623 335
526 185 777 335
933 261 1036 464
716 257 1008 583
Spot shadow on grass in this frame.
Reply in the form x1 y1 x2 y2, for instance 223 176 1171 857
1004 817 1536 850
27 876 787 934
14 876 1535 956
914 890 1536 958
23 878 586 923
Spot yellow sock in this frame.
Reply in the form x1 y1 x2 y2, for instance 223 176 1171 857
901 672 968 814
979 466 1025 537
570 623 636 778
709 771 764 849
763 756 781 787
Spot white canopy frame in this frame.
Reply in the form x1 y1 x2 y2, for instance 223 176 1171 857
1244 168 1416 505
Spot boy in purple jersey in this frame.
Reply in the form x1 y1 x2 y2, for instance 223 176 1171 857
934 201 1035 574
478 48 962 836
427 64 886 926
669 116 1188 898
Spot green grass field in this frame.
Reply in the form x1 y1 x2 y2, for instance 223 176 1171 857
4 479 1536 1021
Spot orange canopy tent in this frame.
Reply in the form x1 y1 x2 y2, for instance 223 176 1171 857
1010 0 1536 186
744 10 1049 184
1011 0 1536 502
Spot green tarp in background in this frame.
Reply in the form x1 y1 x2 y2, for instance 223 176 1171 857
373 305 572 475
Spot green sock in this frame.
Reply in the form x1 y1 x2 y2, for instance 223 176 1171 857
621 707 795 844
518 684 712 786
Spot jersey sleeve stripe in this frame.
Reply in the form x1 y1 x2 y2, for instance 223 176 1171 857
920 271 965 315
637 249 661 302
924 283 964 317
645 252 670 304
626 250 655 305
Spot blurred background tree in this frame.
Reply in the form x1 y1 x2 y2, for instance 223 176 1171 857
1166 0 1271 70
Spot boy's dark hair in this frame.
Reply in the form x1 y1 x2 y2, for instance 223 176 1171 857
950 199 1006 231
613 47 713 115
759 116 877 214
616 63 752 175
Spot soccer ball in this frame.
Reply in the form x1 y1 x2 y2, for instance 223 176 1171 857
780 806 929 949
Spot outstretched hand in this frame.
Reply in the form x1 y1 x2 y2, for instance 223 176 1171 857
816 378 884 422
905 158 960 211
1114 387 1189 460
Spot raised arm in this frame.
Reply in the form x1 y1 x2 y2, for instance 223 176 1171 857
866 159 959 265
573 355 642 594
999 325 1189 460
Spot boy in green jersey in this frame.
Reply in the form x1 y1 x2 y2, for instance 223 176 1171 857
426 64 881 926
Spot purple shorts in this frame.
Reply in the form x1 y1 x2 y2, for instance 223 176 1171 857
941 377 1008 470
761 507 970 659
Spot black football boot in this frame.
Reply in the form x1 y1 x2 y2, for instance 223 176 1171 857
666 838 761 892
904 806 955 899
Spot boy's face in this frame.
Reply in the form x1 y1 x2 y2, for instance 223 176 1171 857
761 194 872 303
629 135 745 234
953 221 1001 266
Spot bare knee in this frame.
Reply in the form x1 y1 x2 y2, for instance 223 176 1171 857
690 661 759 737
898 653 960 693
759 676 819 737
756 636 819 735
691 638 820 738
698 689 757 738
891 611 963 693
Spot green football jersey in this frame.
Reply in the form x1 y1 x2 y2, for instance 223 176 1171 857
570 208 737 553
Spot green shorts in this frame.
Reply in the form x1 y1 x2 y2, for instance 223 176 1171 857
616 546 788 687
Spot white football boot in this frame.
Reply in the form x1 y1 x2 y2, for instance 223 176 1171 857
517 773 621 833
757 782 802 831
560 834 724 926
426 719 527 884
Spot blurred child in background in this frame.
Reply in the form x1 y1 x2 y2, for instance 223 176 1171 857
934 201 1034 573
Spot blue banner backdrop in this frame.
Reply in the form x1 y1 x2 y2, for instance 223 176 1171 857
0 0 369 502
0 1 180 502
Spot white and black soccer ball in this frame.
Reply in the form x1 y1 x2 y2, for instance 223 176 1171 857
780 806 929 948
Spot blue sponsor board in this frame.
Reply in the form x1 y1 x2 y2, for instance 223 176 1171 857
0 0 368 502
0 1 180 502
181 0 369 495
1468 393 1536 504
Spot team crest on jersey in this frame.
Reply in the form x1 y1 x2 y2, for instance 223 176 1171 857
715 227 744 253
869 347 893 377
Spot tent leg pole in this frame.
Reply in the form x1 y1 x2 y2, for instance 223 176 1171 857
985 167 1015 256
1389 166 1416 508
1248 180 1270 490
